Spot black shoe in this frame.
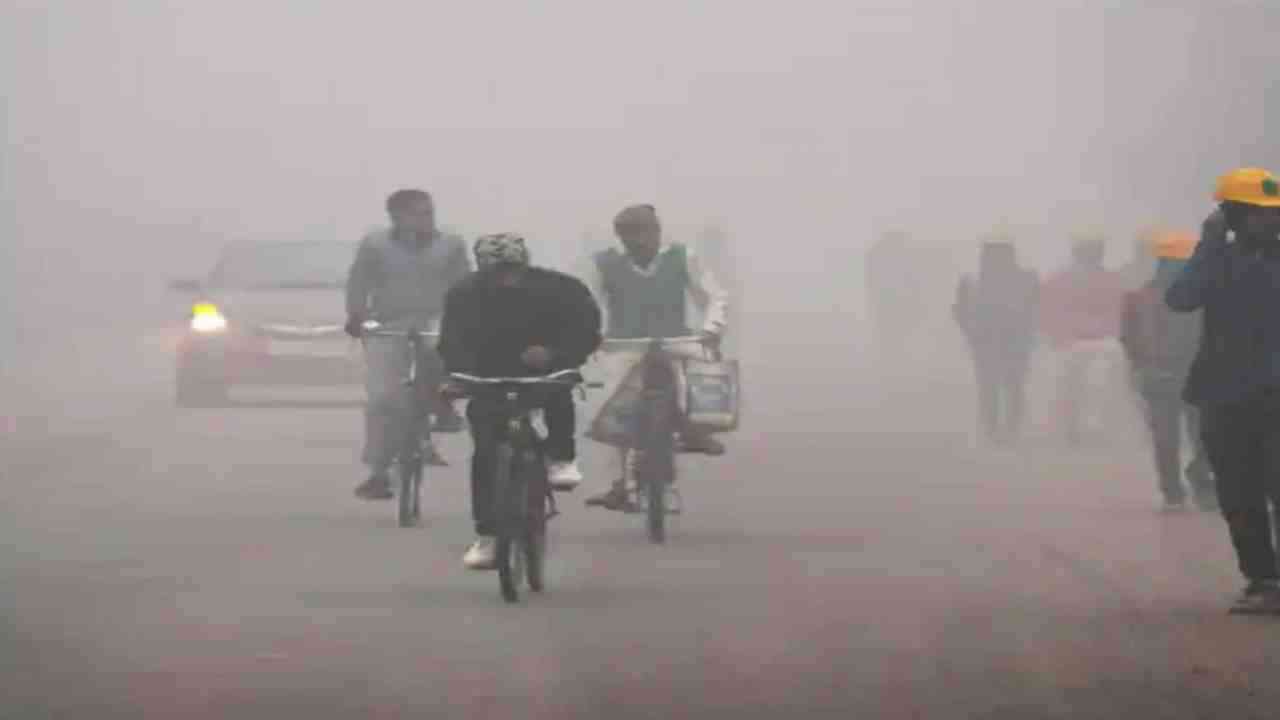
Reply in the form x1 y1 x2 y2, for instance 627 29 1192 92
355 473 394 500
678 431 726 456
1230 580 1280 615
432 411 465 434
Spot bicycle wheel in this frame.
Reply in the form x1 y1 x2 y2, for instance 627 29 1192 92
638 394 677 545
524 527 546 592
493 443 520 603
410 463 422 519
397 459 420 528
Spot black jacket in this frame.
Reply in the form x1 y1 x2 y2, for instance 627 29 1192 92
1167 211 1280 407
437 267 602 377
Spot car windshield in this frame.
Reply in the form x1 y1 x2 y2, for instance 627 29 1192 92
207 243 352 290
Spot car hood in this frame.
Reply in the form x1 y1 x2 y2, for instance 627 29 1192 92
207 288 346 337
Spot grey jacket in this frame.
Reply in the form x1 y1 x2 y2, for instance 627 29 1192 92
345 228 470 329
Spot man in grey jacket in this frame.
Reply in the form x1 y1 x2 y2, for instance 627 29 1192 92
345 189 471 500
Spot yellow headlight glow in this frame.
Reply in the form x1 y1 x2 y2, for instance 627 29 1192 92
190 302 228 333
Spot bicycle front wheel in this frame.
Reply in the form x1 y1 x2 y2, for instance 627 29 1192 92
638 402 677 545
493 443 521 603
397 459 420 528
524 527 546 592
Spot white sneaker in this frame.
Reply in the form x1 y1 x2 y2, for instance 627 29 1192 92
547 460 583 491
462 536 497 570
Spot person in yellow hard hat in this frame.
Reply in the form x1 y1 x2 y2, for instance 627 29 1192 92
1167 167 1280 614
1120 226 1164 291
1120 230 1214 512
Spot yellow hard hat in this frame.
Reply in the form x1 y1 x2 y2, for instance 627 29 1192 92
1151 230 1196 260
1213 168 1280 207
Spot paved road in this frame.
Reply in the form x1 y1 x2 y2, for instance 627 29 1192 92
2 334 1277 719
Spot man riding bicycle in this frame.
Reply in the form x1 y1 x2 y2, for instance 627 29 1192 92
437 233 602 570
583 204 730 510
345 189 471 500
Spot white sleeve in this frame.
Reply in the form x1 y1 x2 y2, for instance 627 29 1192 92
577 252 610 338
685 246 729 336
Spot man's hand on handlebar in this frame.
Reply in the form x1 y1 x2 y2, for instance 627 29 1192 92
344 316 365 339
438 380 467 402
700 331 723 358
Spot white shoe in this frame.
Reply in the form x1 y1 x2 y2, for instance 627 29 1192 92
547 460 583 491
462 536 497 570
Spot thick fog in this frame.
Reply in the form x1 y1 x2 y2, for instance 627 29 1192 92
6 2 1275 334
4 3 1280 716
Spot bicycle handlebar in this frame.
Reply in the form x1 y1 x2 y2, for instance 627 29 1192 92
599 335 706 350
449 369 583 386
361 320 439 340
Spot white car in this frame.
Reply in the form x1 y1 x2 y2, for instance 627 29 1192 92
171 241 361 407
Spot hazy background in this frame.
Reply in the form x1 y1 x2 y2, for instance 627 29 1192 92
6 6 1280 716
2 0 1278 391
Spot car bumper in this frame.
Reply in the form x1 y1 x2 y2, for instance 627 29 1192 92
178 334 362 386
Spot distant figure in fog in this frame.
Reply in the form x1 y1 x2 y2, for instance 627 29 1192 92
1039 232 1127 446
1120 230 1215 512
1167 168 1280 615
865 231 924 363
953 238 1039 445
1119 228 1161 291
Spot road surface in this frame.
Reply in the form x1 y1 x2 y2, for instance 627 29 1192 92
2 331 1277 719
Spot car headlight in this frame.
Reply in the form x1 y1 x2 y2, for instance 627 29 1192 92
190 302 228 333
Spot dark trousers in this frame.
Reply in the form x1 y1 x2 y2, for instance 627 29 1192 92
972 348 1029 443
1201 392 1280 582
1142 390 1213 504
467 388 575 535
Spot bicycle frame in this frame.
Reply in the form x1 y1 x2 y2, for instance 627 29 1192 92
362 322 441 527
451 369 581 602
596 336 701 541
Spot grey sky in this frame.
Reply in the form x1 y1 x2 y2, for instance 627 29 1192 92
3 1 1276 304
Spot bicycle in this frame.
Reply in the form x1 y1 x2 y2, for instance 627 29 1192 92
450 368 584 603
595 335 707 544
361 322 441 528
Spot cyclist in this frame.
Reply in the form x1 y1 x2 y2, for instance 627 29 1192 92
437 233 602 570
583 204 729 511
344 189 471 500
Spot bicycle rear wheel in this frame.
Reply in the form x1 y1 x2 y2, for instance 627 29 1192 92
524 526 546 592
496 535 519 603
397 459 421 528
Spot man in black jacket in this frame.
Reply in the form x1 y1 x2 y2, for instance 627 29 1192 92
438 233 602 570
1167 168 1280 614
953 238 1039 446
